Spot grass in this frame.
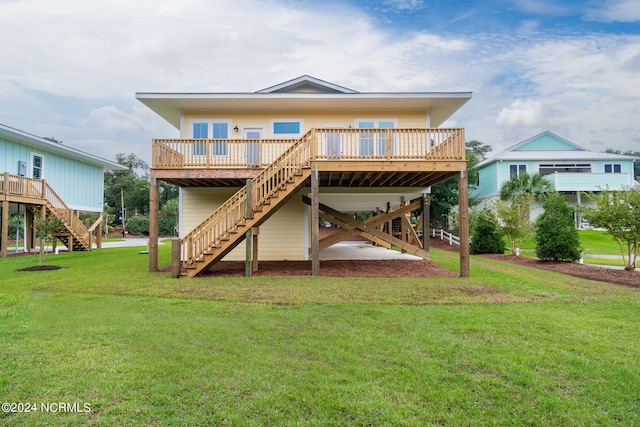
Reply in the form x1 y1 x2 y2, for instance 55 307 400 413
1 245 639 426
511 229 621 255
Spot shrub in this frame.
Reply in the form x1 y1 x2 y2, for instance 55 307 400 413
126 215 149 236
470 208 506 254
535 193 581 262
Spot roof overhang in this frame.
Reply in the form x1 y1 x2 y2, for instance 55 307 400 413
0 123 126 171
135 92 472 129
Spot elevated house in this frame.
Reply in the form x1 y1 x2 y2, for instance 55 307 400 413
0 123 125 257
137 76 472 277
472 131 638 223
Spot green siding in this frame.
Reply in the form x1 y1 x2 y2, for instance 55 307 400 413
473 162 498 199
0 136 104 212
517 134 581 151
594 160 633 175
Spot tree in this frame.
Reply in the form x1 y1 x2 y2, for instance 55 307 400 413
499 172 554 220
580 188 640 270
535 193 581 262
470 208 505 254
429 140 491 228
494 199 533 255
34 214 64 266
104 153 150 226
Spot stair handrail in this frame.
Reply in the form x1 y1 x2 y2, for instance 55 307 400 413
180 130 315 267
42 181 92 247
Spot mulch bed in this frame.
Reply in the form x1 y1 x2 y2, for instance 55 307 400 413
194 237 640 287
200 258 458 278
17 265 63 271
429 238 640 289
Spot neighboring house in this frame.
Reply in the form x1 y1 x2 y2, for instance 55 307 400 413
0 123 125 257
472 131 638 223
137 75 472 277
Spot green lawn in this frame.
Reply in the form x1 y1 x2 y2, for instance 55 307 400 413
512 229 621 255
1 245 639 426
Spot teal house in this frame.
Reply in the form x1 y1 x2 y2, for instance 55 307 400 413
0 123 125 256
472 131 638 223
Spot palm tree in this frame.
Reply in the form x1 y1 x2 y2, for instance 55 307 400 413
499 171 554 220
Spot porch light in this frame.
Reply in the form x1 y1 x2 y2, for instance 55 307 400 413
233 125 239 132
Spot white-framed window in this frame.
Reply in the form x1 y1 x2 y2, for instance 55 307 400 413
538 163 592 175
31 153 44 179
604 163 621 173
355 119 397 156
509 164 527 177
189 119 231 156
270 119 303 137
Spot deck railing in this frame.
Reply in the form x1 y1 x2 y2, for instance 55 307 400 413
1 172 92 249
152 128 464 169
0 173 44 198
180 131 314 267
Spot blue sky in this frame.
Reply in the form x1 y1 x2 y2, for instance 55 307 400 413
0 0 638 164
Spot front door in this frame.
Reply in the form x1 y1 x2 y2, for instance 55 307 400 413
243 128 263 167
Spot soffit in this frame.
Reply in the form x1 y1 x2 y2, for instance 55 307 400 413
136 93 472 129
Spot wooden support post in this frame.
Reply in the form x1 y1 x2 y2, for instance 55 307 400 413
423 192 430 253
1 199 8 258
252 227 259 272
246 179 253 219
149 172 159 272
1 172 8 258
245 228 253 277
171 238 181 278
458 165 470 277
96 220 102 249
311 164 320 276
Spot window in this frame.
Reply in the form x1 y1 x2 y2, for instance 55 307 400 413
604 163 621 173
538 163 592 175
212 122 228 155
32 154 43 179
192 122 207 156
509 164 526 177
190 120 230 156
271 120 302 136
356 119 397 156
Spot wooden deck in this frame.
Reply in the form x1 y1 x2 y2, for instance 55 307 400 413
148 128 470 278
0 172 99 257
152 128 466 188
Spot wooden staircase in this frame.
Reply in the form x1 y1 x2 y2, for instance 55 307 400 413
181 131 315 277
38 184 93 252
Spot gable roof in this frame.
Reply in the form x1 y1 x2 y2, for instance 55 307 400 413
0 123 125 170
478 131 637 167
136 76 472 129
256 75 358 94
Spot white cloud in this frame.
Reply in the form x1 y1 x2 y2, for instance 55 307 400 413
0 0 638 162
496 99 547 127
89 106 151 134
585 0 640 23
382 0 424 12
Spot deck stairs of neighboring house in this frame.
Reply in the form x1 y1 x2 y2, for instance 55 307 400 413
26 180 93 252
181 131 315 278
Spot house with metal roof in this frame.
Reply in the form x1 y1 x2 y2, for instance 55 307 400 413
0 123 125 256
137 75 473 278
472 131 638 222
